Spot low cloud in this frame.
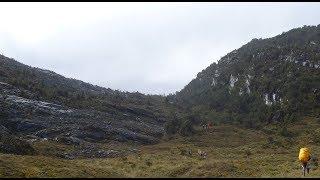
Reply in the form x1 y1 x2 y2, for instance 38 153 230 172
0 2 319 95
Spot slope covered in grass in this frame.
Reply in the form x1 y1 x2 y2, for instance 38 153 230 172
1 116 319 178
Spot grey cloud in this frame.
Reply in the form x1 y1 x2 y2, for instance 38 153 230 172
1 3 320 95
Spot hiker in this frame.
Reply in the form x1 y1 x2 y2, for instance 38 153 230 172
202 123 207 130
197 149 207 159
299 147 311 176
208 122 213 129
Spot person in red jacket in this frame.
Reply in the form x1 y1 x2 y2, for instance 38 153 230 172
208 122 213 129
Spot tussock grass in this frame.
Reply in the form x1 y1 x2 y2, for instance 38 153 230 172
1 116 320 177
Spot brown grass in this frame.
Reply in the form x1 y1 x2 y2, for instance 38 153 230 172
1 116 320 177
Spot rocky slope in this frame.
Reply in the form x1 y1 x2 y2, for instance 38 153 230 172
0 54 183 157
173 25 320 126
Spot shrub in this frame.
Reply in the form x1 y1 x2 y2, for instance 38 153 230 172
179 118 196 136
244 149 252 157
310 156 318 170
145 159 152 167
311 128 320 144
164 113 181 135
279 126 293 138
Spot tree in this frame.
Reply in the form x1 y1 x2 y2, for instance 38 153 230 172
164 112 181 135
179 113 199 136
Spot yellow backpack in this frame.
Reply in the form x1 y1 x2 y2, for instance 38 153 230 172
299 148 310 163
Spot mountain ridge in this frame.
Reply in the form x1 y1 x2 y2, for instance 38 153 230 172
0 24 319 158
173 24 320 127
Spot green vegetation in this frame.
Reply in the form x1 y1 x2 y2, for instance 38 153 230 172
173 25 320 131
1 116 319 178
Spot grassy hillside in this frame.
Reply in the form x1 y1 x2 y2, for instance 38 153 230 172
1 116 319 178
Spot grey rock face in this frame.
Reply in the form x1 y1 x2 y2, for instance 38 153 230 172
0 53 171 158
16 120 46 133
0 82 165 147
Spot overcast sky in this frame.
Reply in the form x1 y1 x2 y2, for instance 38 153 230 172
0 2 319 95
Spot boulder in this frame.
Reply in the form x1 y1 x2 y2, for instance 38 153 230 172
75 125 109 142
114 128 159 145
57 136 82 146
16 120 46 133
56 152 75 160
0 125 36 155
35 128 66 138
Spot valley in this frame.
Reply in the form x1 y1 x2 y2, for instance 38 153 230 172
0 25 319 178
1 116 320 177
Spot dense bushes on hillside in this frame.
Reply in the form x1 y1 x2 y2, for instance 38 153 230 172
164 111 200 136
173 25 320 129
